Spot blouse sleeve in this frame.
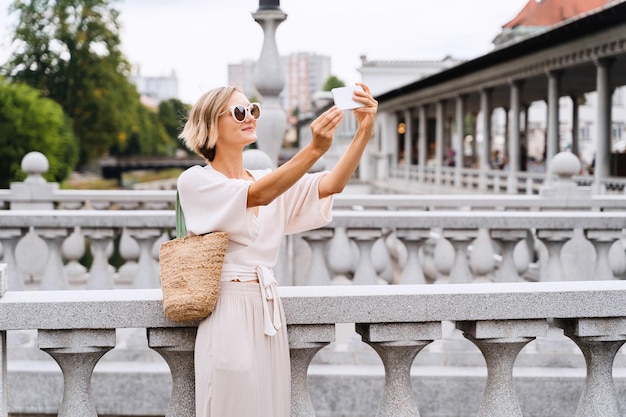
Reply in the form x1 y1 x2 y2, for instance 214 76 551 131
282 171 334 235
177 166 259 248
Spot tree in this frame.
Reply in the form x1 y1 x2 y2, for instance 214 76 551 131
2 0 166 167
323 75 345 91
158 98 190 152
0 79 78 187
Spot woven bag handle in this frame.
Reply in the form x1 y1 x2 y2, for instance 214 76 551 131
175 191 188 238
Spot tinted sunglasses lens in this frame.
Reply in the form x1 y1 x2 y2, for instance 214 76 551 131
232 106 246 122
250 104 261 119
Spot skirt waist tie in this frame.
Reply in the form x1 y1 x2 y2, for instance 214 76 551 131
221 264 282 336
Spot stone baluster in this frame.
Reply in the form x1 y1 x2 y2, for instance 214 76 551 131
491 229 527 282
82 228 117 289
493 175 501 192
356 322 441 417
0 229 25 290
62 227 88 287
348 229 382 285
555 318 626 417
373 233 395 284
300 229 334 286
536 229 571 282
148 327 197 417
326 227 355 284
117 202 141 210
117 228 140 287
126 228 162 288
396 228 430 285
468 228 496 283
525 176 534 195
39 329 115 417
585 230 621 280
58 200 84 210
89 201 112 210
457 319 546 417
38 228 70 290
288 324 335 417
445 230 476 284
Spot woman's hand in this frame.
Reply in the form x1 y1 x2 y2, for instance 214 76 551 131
352 83 378 131
309 106 344 156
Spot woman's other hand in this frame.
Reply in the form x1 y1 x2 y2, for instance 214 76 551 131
309 106 343 156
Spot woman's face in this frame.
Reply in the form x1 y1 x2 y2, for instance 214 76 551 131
217 91 258 149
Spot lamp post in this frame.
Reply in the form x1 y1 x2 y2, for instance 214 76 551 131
252 0 288 166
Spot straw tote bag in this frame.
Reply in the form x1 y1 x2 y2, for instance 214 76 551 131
159 192 228 323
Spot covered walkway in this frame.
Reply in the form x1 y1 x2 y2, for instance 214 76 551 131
323 1 626 195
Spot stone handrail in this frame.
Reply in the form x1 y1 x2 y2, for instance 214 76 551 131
0 262 625 417
2 188 626 211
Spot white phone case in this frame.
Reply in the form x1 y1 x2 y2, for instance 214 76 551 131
331 86 365 110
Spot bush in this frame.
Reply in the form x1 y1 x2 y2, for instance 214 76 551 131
0 79 78 187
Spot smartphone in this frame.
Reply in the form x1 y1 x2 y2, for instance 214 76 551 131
331 85 365 110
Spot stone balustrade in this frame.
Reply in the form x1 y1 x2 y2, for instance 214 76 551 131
0 263 625 416
387 160 626 196
0 209 625 291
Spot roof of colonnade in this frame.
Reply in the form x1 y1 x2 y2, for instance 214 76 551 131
376 0 626 114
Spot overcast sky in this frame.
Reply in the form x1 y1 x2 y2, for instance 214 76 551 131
0 0 528 103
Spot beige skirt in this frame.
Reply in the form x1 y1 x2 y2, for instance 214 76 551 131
195 280 291 417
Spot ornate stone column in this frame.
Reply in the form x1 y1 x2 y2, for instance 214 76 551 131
253 1 288 166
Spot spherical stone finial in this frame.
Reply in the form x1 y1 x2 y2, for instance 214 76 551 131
21 151 49 183
550 151 581 179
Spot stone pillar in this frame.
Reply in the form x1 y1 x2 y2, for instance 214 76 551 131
457 319 547 417
0 265 6 417
507 80 523 194
252 4 288 166
39 329 116 417
357 322 440 417
435 100 445 186
288 324 335 417
479 89 492 191
556 318 626 417
454 95 466 187
9 151 58 210
571 95 580 158
594 58 614 194
418 105 428 184
403 109 412 180
148 327 197 417
546 71 563 163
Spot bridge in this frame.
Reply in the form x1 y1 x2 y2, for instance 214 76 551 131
98 156 205 182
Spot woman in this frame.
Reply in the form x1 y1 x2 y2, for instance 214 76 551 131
177 83 377 417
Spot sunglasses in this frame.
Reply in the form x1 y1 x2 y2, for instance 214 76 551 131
219 103 261 122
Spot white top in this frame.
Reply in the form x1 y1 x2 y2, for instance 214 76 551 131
177 164 334 335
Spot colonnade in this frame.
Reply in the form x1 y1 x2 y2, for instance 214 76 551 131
365 2 626 195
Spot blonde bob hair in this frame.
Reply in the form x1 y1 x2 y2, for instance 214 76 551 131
179 86 241 162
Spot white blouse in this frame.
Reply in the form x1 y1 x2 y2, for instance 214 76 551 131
177 164 333 335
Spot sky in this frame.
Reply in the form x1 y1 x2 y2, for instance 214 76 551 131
0 0 528 104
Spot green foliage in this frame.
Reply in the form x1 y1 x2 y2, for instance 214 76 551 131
2 0 172 167
0 79 78 187
323 75 345 91
158 98 190 150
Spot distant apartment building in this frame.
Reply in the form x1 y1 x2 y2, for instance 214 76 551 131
228 52 331 116
129 69 179 109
